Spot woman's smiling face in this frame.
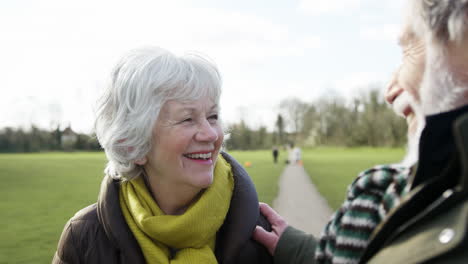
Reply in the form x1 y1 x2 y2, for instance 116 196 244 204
142 97 224 190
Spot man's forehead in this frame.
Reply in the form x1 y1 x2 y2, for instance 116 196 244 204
398 25 417 46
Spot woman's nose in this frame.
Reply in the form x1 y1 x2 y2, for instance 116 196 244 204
195 120 219 142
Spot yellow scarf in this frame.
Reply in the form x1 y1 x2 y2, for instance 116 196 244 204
119 155 234 264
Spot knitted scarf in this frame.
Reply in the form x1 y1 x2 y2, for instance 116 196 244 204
315 164 412 264
119 155 234 264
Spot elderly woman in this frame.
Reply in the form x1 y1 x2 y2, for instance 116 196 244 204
53 47 272 264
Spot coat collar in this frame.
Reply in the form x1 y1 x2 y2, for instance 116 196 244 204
360 104 468 263
215 152 260 264
96 176 146 263
411 104 468 189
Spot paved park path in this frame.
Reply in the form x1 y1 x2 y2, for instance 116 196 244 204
273 164 334 237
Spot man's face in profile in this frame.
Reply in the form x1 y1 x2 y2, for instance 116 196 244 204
386 25 425 137
385 24 426 165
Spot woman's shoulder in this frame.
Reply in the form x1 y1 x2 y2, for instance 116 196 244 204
53 203 104 263
69 203 99 222
54 199 144 264
217 152 273 263
57 203 102 243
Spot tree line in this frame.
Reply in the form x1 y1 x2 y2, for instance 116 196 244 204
0 126 101 153
1 86 408 152
225 87 408 150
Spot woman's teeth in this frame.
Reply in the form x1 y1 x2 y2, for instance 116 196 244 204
185 153 212 160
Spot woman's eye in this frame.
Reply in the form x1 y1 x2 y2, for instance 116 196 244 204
208 114 218 121
182 118 193 123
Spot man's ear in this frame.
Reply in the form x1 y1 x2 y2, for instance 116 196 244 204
135 157 147 165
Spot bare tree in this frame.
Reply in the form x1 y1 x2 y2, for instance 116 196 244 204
275 114 285 144
279 97 310 142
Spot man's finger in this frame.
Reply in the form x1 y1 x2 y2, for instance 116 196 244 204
259 202 286 226
252 226 278 255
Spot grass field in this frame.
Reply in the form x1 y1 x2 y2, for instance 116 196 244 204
301 147 406 210
0 148 402 263
226 150 285 204
0 152 105 264
0 150 283 264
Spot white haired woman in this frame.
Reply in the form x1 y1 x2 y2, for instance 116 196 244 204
52 47 273 264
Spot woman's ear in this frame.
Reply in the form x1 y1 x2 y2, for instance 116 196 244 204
135 157 147 165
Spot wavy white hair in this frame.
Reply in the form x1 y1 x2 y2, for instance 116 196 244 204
94 47 222 180
412 0 468 44
407 0 468 115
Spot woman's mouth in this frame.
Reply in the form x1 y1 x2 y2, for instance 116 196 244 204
183 152 213 161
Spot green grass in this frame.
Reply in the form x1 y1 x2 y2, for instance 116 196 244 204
228 150 285 204
301 147 406 210
0 151 283 264
0 148 401 263
0 152 106 264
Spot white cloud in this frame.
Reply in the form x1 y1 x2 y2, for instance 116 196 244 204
219 76 323 131
332 71 390 101
360 23 401 41
298 0 364 15
383 0 406 11
297 0 406 17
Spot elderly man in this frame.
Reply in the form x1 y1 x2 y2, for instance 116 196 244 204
253 0 468 263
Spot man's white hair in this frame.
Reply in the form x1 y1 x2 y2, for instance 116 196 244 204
407 0 468 115
94 47 222 181
416 0 468 44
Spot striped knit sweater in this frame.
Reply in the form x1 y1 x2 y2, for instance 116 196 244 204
315 164 412 264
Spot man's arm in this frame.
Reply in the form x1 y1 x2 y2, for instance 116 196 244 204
253 203 317 264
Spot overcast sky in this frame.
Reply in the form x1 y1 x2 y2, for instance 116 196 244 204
1 0 406 133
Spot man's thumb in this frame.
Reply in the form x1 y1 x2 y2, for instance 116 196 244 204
253 226 277 255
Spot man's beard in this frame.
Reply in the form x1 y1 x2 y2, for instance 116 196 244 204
393 91 425 166
400 113 424 167
400 43 468 166
420 45 468 115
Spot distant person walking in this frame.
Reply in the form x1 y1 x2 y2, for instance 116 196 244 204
287 143 301 164
293 146 301 165
287 143 294 164
272 146 279 164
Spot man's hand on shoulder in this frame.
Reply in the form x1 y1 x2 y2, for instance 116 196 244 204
253 202 288 255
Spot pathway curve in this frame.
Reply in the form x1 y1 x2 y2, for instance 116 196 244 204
273 164 333 237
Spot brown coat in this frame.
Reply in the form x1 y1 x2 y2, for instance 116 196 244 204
52 152 273 264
